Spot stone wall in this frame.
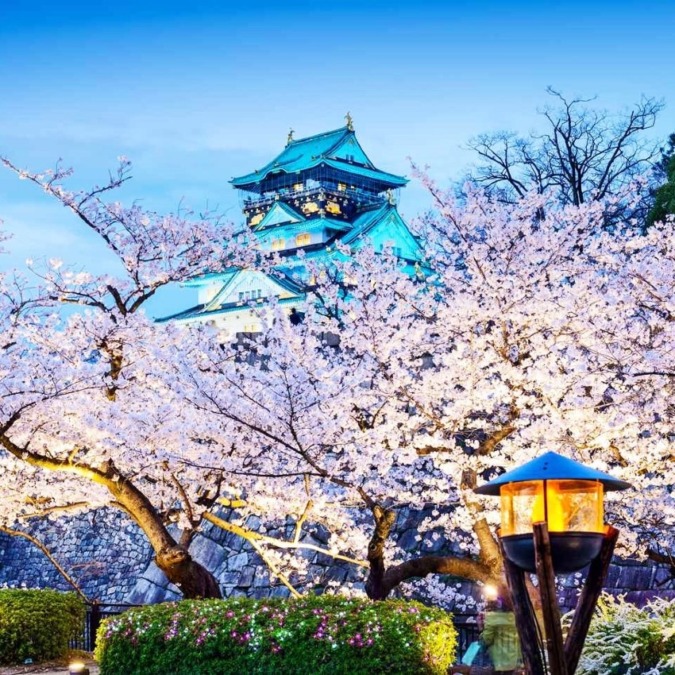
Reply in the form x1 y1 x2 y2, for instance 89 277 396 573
0 509 151 602
1 505 673 610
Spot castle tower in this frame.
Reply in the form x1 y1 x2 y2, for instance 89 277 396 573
161 121 423 334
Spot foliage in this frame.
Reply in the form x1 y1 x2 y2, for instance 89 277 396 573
573 594 675 675
95 596 456 675
0 589 84 665
647 153 675 227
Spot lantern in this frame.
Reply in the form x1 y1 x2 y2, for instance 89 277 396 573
69 663 90 675
475 451 631 573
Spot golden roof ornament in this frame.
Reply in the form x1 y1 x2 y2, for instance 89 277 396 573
345 112 354 131
287 128 295 145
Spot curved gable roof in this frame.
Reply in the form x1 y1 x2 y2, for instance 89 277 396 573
231 126 407 190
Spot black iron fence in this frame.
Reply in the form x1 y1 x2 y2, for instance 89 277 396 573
71 602 481 659
70 602 141 652
453 612 481 657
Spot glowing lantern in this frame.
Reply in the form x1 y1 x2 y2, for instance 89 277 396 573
69 663 90 675
475 452 631 573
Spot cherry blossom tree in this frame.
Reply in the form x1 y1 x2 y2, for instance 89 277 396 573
0 158 255 598
170 179 675 602
1 156 673 606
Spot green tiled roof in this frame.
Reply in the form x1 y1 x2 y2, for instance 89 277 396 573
231 126 407 190
255 201 305 230
158 294 303 323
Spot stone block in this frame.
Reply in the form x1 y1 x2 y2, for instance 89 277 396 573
653 566 675 588
604 564 621 588
140 562 169 588
219 571 241 585
345 565 365 583
251 587 270 599
253 568 270 588
323 567 347 584
126 578 167 605
313 551 335 567
270 586 291 598
311 524 331 545
618 564 653 590
228 552 249 572
245 515 262 531
189 535 226 571
238 566 255 588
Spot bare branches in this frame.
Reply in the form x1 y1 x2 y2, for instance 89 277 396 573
467 89 664 222
0 525 89 602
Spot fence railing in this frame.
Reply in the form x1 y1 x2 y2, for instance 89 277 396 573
453 612 481 657
70 602 141 652
71 602 481 659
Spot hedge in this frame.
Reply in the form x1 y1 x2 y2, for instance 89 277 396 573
0 589 85 665
96 595 457 674
574 594 675 675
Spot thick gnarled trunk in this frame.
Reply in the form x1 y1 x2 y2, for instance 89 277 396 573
0 435 223 600
156 545 222 599
110 476 222 599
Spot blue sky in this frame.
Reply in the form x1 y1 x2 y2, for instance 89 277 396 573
1 0 674 316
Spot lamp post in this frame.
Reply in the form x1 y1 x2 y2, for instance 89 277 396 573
475 451 631 675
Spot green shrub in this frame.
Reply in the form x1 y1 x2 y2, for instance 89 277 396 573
0 589 85 665
573 594 675 675
96 595 457 675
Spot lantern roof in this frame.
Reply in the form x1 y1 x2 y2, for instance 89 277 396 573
474 451 632 495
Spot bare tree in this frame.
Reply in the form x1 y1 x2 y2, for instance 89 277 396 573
467 88 664 223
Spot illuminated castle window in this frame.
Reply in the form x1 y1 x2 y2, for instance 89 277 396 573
326 201 341 215
301 202 319 215
337 182 346 191
293 182 303 192
295 232 311 246
249 212 264 226
272 238 285 251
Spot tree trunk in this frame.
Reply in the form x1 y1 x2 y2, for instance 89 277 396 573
364 505 502 600
110 478 222 599
156 545 222 599
365 505 397 600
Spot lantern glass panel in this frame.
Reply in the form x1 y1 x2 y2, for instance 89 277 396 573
500 479 603 536
546 479 603 533
501 480 544 536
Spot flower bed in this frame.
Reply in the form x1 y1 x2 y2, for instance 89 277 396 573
575 594 675 674
0 589 85 665
95 595 457 674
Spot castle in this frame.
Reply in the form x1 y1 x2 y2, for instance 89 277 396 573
161 118 424 333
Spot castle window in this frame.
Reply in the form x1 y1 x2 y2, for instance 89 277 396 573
337 182 346 192
295 232 311 247
238 291 244 301
293 182 303 192
301 202 319 215
272 238 285 251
